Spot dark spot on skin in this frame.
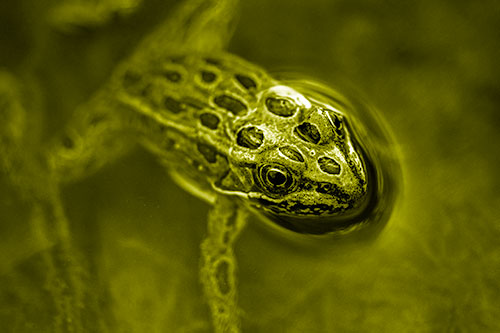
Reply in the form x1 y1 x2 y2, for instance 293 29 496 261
235 74 257 90
197 142 217 163
265 97 297 117
201 71 216 83
200 112 220 130
303 183 313 190
139 83 153 98
224 209 237 228
318 156 341 175
168 55 185 63
204 57 220 65
214 95 247 114
122 70 141 88
191 159 202 170
315 182 351 202
162 70 182 82
223 231 230 245
289 202 335 215
294 122 321 144
163 96 186 114
163 137 175 149
279 146 304 162
181 97 206 109
316 182 333 194
236 126 264 149
215 260 231 295
61 134 74 149
215 259 232 295
89 114 107 126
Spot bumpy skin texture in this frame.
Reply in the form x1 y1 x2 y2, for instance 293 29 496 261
111 53 372 235
47 51 373 236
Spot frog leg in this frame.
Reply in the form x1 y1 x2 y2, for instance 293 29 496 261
46 0 242 182
201 196 247 333
0 71 29 189
131 0 239 63
48 0 143 33
0 71 49 199
45 88 138 184
46 1 240 182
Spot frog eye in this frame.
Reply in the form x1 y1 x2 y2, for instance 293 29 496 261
265 97 297 117
266 168 287 186
256 164 296 195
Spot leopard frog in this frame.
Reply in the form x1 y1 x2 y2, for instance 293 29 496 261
0 0 400 332
104 52 383 235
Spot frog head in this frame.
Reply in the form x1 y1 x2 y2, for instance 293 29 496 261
214 84 392 236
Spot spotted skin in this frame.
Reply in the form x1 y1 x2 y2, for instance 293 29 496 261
110 53 372 236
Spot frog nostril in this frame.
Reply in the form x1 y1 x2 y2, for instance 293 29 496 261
318 156 341 175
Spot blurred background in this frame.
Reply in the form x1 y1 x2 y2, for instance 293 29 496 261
1 0 499 331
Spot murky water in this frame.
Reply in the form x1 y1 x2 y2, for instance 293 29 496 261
1 0 499 331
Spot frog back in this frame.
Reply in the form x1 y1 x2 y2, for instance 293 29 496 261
114 52 276 202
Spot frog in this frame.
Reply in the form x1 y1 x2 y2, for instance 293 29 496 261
0 0 400 332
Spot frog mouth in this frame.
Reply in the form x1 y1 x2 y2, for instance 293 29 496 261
253 195 375 235
255 198 339 216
